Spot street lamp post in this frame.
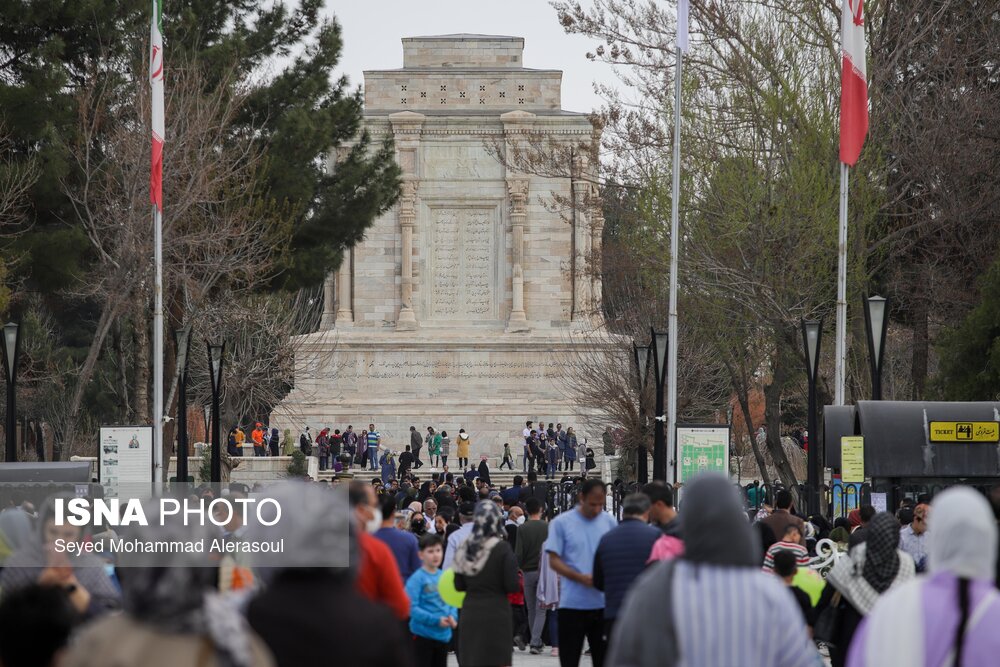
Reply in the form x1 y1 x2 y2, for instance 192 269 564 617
800 319 823 514
1 322 20 463
207 341 225 483
175 329 192 486
650 327 669 482
632 341 651 484
862 295 890 400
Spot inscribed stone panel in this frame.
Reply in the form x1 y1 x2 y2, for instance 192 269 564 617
429 207 498 320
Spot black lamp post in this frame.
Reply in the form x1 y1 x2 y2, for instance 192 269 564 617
2 322 20 462
175 329 192 486
862 295 890 401
649 327 669 482
632 341 651 484
207 341 225 483
800 318 823 514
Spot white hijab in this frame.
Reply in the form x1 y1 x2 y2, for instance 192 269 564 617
859 487 999 666
928 486 997 581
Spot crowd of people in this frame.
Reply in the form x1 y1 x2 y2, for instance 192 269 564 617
3 469 1000 667
218 419 601 486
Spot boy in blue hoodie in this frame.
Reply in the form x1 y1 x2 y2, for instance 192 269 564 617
404 533 457 667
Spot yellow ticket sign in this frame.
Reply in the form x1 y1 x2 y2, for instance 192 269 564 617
928 421 1000 443
841 436 865 483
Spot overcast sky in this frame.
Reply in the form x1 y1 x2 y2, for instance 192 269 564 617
326 0 618 114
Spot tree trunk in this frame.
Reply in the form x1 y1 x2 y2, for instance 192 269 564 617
60 301 122 458
911 292 929 401
134 301 151 424
764 336 800 497
113 320 131 422
722 356 772 488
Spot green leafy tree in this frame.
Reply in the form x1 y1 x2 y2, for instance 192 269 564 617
936 260 1000 401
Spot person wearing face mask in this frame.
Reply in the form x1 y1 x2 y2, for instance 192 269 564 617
410 512 428 537
423 499 439 534
505 506 525 552
348 481 410 621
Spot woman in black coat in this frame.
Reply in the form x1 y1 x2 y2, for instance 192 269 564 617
477 458 492 486
453 501 519 667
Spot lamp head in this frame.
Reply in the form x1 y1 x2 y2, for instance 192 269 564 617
865 295 889 368
651 327 669 383
207 341 225 393
175 329 191 383
801 319 822 381
632 341 651 391
2 321 19 384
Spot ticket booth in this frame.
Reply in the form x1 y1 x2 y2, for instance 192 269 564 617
824 401 1000 511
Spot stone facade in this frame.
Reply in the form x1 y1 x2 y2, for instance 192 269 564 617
274 35 604 460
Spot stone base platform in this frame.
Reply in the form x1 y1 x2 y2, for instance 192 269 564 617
271 328 608 462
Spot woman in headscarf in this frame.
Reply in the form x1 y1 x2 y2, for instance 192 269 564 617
61 500 273 667
848 487 1000 667
477 455 492 487
380 449 396 484
247 481 413 667
814 512 915 667
830 526 851 551
608 473 818 666
453 501 519 667
0 494 121 620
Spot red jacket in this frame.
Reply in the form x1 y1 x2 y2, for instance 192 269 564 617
356 531 410 620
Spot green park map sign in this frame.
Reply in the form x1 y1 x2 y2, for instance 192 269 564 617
678 425 731 482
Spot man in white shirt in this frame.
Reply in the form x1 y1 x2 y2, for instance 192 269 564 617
442 502 476 570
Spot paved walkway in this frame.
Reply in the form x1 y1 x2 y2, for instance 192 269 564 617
448 650 591 666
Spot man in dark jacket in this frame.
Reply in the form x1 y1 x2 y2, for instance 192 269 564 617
593 493 661 640
409 425 423 469
644 481 682 538
518 472 549 515
398 445 415 479
502 475 524 506
761 489 806 546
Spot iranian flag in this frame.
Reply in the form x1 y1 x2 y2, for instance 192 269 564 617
149 0 164 211
840 0 867 166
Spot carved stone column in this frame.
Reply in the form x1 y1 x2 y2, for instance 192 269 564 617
397 178 418 329
335 250 353 326
320 272 336 330
571 154 590 322
506 177 530 332
389 111 425 330
590 185 605 321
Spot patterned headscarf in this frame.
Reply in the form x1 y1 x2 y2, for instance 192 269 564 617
827 511 914 615
452 501 505 577
116 500 255 667
862 512 902 593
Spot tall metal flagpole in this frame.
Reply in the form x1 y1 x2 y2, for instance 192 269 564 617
150 0 165 492
834 163 848 406
666 43 683 484
153 209 163 489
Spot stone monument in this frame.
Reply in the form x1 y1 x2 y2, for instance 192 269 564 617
273 35 604 459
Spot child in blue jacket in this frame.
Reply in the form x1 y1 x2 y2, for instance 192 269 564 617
404 533 457 667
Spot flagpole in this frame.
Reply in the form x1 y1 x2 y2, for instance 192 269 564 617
834 162 848 406
153 206 164 490
150 0 165 493
666 43 683 484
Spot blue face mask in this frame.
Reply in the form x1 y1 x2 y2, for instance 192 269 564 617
105 564 116 577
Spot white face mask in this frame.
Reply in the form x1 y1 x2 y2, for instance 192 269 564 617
516 515 526 526
365 508 383 534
